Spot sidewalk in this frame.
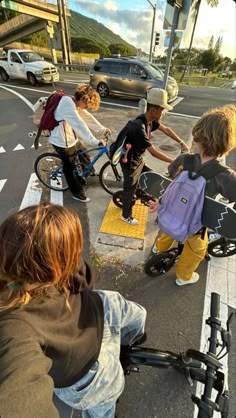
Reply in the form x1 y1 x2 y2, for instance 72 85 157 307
87 107 195 265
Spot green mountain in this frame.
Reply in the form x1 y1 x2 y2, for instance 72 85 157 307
69 9 136 51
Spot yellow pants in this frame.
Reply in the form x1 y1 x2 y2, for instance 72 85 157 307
155 231 208 281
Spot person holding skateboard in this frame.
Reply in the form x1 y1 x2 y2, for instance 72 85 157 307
151 104 236 286
120 88 189 225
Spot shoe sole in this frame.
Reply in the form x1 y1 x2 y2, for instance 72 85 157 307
72 197 90 203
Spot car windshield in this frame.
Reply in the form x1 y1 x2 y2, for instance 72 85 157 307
18 51 43 62
145 64 164 79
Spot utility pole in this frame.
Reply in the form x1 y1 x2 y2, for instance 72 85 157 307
57 0 69 66
61 0 72 65
147 0 156 63
163 3 180 89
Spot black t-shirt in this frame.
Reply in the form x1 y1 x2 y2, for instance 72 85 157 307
124 114 160 169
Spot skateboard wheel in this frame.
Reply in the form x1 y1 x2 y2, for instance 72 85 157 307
121 158 127 163
126 143 132 150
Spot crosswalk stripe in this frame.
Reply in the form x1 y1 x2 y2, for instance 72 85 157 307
0 147 6 153
19 173 42 210
0 179 7 192
13 144 25 151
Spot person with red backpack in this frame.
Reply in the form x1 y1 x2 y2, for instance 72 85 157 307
150 105 236 286
48 84 111 203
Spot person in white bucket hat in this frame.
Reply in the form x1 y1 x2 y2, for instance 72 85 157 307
120 88 189 225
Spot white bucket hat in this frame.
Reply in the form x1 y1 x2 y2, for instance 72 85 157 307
146 88 173 111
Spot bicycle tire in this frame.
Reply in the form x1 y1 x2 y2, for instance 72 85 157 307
99 161 123 195
34 153 69 191
113 190 136 209
121 346 202 371
144 252 176 277
208 237 236 258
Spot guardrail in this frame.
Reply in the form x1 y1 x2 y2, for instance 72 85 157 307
55 63 92 73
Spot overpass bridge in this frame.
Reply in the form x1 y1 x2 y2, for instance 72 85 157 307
0 0 71 63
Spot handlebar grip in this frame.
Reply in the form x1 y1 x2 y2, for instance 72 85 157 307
210 293 220 319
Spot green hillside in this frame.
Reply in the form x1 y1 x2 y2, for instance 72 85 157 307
70 9 136 51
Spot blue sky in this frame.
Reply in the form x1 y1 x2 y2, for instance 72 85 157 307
66 0 235 59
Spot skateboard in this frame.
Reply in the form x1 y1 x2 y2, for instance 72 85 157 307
139 171 236 239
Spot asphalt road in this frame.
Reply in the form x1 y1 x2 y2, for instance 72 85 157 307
0 80 235 418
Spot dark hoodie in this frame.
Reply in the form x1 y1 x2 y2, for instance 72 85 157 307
0 258 104 418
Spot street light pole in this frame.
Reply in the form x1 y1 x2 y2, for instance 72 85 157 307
147 0 156 63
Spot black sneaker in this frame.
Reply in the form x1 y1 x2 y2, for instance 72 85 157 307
72 194 90 203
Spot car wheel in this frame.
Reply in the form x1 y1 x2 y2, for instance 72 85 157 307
97 82 109 98
27 72 37 86
0 68 9 82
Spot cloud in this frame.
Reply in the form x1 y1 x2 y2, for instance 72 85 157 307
73 0 165 52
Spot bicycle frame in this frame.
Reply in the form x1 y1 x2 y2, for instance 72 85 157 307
120 292 232 418
75 145 109 178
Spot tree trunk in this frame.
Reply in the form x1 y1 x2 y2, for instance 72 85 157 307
180 0 202 82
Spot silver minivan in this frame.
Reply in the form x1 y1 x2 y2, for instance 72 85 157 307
89 57 178 102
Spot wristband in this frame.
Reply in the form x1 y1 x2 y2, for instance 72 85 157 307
179 140 183 145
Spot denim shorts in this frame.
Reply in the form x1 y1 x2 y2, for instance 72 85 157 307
54 290 146 418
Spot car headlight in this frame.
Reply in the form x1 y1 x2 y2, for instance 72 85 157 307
35 71 43 75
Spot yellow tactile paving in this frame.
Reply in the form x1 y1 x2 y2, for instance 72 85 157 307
99 199 148 239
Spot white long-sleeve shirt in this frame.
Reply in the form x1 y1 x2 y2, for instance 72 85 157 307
49 96 106 148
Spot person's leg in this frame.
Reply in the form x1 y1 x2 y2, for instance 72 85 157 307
176 231 208 284
54 291 146 417
156 232 175 253
121 166 137 219
53 145 87 199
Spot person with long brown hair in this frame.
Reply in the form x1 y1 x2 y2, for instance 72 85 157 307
0 203 146 418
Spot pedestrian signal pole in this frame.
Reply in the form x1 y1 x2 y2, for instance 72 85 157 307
163 0 182 89
147 0 156 63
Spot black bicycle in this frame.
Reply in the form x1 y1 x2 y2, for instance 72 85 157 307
120 292 233 417
144 234 236 277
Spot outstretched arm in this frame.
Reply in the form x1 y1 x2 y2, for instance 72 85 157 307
147 144 173 163
0 334 59 418
158 123 190 152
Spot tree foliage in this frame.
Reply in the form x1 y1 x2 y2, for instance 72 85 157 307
71 37 110 56
108 43 135 56
208 35 214 49
198 48 223 71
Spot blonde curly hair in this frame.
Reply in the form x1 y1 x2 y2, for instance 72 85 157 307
192 105 236 157
74 84 100 111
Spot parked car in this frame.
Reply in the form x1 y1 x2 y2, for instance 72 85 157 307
231 80 236 89
0 49 59 86
89 57 178 102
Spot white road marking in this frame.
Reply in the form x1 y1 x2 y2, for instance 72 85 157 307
19 173 42 209
13 144 25 151
0 85 35 110
0 179 7 192
0 146 6 153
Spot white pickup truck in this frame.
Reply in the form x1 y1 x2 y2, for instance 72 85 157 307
0 49 59 86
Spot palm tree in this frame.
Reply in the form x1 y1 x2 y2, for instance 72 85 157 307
180 0 219 81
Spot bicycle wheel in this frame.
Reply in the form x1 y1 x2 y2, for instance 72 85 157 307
99 161 123 195
113 190 136 209
34 153 69 191
208 237 236 258
144 252 176 277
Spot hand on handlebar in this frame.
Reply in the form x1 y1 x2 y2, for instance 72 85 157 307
98 139 106 147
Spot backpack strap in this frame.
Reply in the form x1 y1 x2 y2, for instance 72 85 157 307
183 155 227 180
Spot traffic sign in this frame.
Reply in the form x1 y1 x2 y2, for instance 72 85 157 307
163 0 191 30
164 30 183 48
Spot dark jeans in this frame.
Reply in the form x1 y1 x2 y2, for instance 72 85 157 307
121 162 151 218
53 144 86 197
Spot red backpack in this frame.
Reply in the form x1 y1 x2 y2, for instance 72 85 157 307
33 90 66 149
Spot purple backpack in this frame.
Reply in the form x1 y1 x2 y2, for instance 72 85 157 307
158 157 226 243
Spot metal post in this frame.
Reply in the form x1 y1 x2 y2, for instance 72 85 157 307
57 0 69 66
162 5 179 90
61 0 72 66
147 0 156 63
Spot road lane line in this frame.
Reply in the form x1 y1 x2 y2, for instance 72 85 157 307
19 173 42 210
0 179 7 193
0 85 35 110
